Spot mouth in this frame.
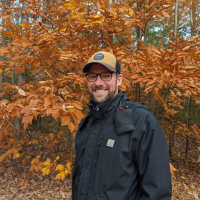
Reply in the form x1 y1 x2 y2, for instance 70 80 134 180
93 89 108 94
95 90 107 93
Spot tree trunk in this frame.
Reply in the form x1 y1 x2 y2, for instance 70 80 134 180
174 0 178 39
18 71 23 85
185 96 191 158
148 92 152 111
14 117 22 140
190 0 196 37
14 1 26 141
134 2 141 103
169 123 173 157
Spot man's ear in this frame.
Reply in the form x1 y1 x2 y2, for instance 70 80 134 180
117 74 123 87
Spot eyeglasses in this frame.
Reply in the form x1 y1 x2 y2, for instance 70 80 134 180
86 72 115 82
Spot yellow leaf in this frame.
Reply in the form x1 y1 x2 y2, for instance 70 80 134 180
55 173 61 180
66 162 72 170
43 158 51 166
18 23 27 27
41 167 48 175
60 27 66 32
55 164 64 172
64 169 71 175
129 8 134 16
43 161 49 166
45 168 50 175
93 14 100 18
64 2 73 6
91 20 102 24
55 171 66 180
69 6 76 10
61 172 66 180
56 156 59 160
13 152 20 159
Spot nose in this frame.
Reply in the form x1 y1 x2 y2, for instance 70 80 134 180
95 74 104 87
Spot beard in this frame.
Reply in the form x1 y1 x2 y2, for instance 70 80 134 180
89 84 118 105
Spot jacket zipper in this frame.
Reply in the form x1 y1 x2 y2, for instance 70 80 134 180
95 132 104 168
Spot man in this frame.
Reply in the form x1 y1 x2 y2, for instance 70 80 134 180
72 51 172 200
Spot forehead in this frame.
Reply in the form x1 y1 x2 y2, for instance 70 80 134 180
88 63 111 73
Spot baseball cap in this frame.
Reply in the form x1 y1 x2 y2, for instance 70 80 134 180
83 51 121 73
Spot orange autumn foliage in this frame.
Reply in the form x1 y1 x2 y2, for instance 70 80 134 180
0 0 200 181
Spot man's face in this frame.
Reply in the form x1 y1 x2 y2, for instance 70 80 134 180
87 64 123 105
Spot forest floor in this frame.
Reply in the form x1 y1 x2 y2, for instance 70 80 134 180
0 134 199 200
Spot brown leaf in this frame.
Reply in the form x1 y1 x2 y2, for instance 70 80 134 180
61 115 70 126
72 102 83 110
68 121 74 133
18 88 26 96
161 11 170 18
49 133 54 140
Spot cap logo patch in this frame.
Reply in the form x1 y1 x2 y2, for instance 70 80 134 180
107 139 115 147
94 53 104 60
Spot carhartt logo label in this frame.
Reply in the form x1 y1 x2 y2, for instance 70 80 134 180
107 139 115 147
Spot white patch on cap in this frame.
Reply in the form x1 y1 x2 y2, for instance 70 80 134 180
94 53 104 60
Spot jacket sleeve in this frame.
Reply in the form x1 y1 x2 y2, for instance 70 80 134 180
135 115 172 200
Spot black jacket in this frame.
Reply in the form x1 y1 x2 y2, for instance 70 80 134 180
72 92 172 200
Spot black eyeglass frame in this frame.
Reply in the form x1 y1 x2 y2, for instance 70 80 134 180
86 72 116 82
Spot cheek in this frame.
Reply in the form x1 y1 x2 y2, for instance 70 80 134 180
107 80 116 90
88 82 93 90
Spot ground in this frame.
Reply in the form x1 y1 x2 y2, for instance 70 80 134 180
0 134 199 200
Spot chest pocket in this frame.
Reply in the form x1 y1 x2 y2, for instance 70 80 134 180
114 106 136 135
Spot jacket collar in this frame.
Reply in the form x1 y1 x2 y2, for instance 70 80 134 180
87 91 124 121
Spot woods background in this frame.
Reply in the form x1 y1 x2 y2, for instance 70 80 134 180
0 0 200 199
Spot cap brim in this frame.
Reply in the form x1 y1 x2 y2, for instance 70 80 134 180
83 62 116 73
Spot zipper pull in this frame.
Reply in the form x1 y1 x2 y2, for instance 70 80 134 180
95 133 104 168
98 133 104 146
